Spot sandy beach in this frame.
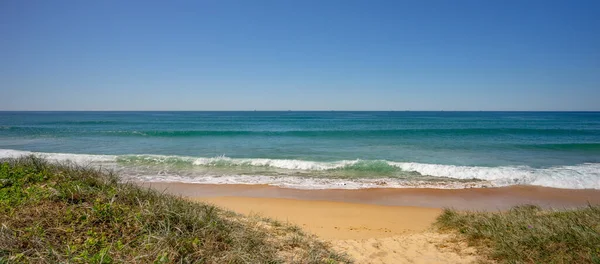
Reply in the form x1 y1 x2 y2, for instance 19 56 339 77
142 182 600 210
140 182 600 263
195 196 441 240
195 196 478 263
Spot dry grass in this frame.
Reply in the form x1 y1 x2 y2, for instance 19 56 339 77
0 156 350 263
436 204 600 264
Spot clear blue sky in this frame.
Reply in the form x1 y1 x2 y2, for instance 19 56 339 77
1 0 599 111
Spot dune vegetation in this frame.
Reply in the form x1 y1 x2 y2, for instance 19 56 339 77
0 156 349 263
437 204 600 263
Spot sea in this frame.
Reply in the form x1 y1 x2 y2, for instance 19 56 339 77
1 111 599 189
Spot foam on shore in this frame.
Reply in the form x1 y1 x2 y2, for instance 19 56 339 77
2 149 599 190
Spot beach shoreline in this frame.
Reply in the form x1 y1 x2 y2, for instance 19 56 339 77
139 182 600 263
139 182 600 210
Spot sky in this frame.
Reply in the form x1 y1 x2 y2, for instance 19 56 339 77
1 0 599 111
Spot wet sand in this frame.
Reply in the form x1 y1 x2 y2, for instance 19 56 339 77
140 182 600 210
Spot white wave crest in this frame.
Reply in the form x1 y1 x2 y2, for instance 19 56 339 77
1 149 599 189
391 162 600 189
191 156 357 170
0 149 116 163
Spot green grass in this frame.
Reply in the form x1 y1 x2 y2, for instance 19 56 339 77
436 204 600 264
0 156 350 263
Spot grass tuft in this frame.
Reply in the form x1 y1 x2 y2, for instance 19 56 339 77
436 204 600 263
0 156 350 263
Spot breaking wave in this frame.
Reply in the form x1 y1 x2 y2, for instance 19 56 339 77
1 149 598 190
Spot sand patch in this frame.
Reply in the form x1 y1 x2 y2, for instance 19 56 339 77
195 196 480 263
333 233 478 264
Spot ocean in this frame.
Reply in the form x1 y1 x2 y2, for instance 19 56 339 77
1 111 599 189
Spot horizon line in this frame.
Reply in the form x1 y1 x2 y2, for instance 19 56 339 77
1 110 600 112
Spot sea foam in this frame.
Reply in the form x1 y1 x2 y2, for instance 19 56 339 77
1 149 599 190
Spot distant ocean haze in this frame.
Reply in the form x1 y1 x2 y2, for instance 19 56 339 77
1 111 599 189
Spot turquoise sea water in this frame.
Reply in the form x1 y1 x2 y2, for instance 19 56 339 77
1 111 599 189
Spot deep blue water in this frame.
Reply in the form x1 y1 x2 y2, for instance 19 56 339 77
1 111 599 189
